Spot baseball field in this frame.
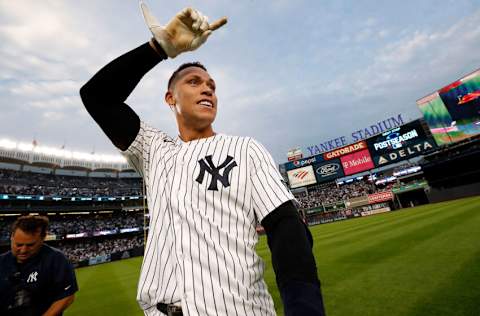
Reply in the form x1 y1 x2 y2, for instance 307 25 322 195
65 196 480 316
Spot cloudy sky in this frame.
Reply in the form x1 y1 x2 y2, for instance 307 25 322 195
0 0 479 162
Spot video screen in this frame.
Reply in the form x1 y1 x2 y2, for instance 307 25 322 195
417 69 480 146
366 119 436 166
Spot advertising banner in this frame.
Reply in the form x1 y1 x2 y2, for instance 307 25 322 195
284 154 323 171
392 180 428 194
287 147 303 161
367 191 394 204
323 141 368 160
324 201 346 212
340 149 374 176
313 159 344 183
346 196 369 208
367 119 436 166
361 207 391 216
88 254 111 266
372 139 436 166
287 165 317 188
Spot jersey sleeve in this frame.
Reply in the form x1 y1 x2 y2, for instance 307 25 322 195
51 252 78 301
121 121 168 180
248 139 295 221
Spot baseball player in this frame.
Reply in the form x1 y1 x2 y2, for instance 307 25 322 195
80 3 326 315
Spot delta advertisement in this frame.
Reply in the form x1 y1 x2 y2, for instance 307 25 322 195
366 120 436 166
287 165 317 188
340 149 375 176
313 159 344 184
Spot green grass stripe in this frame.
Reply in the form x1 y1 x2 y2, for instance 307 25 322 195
313 198 480 316
67 257 143 316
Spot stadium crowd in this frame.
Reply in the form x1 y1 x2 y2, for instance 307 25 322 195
0 212 146 242
58 235 144 263
0 216 144 263
48 213 145 236
295 180 376 210
0 169 142 197
0 164 420 265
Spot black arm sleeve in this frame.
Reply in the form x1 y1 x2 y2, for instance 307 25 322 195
79 42 167 151
262 201 326 316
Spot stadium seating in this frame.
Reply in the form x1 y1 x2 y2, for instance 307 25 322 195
0 169 142 197
0 162 424 265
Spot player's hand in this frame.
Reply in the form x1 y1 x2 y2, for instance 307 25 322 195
140 2 228 58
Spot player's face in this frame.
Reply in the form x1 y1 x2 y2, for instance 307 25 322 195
166 67 217 132
11 228 44 263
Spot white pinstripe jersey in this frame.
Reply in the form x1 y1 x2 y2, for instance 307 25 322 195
122 121 294 316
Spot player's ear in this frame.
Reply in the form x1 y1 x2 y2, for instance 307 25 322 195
165 90 175 107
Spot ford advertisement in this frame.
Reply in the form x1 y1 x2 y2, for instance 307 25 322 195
313 159 344 183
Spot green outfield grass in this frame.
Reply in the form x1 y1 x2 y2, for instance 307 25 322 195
66 196 480 316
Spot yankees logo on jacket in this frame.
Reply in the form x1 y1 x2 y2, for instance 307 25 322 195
123 121 294 316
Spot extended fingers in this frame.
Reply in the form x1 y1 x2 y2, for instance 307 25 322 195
140 2 161 27
180 8 205 31
181 7 225 32
209 17 227 31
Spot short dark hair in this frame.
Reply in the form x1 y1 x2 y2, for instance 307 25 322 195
168 62 208 90
12 215 49 237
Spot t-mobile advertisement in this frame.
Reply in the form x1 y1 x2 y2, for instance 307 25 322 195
340 149 374 176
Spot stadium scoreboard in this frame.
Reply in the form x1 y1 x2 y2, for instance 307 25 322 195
284 119 436 188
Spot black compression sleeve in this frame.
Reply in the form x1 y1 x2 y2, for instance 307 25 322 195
262 201 326 315
79 42 167 151
261 201 319 288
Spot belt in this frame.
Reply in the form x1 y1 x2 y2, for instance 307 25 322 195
156 303 183 316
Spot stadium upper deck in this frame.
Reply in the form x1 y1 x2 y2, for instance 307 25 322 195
0 138 137 173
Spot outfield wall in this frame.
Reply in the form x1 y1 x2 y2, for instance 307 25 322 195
426 182 480 203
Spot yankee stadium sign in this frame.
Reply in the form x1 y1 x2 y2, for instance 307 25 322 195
306 114 405 156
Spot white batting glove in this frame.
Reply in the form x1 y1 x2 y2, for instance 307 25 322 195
140 2 227 58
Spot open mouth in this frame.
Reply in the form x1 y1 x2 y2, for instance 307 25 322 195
197 99 214 108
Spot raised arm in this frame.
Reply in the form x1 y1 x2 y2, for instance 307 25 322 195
79 41 165 150
80 3 227 151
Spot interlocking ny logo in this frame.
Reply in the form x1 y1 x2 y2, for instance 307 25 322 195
27 271 38 283
196 155 237 191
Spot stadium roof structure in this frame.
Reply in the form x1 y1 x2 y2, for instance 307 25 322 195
0 138 134 172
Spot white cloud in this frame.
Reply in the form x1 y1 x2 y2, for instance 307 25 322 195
28 96 79 110
1 1 479 162
10 80 79 98
338 10 480 96
42 111 66 121
0 1 89 51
